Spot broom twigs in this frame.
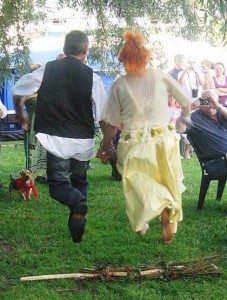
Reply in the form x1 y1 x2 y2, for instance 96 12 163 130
20 255 225 282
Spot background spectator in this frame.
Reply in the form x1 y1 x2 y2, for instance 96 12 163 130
13 63 47 183
168 54 185 81
213 62 227 106
176 89 227 176
201 59 215 90
0 99 7 187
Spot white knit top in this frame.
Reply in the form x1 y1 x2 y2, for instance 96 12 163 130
102 68 192 130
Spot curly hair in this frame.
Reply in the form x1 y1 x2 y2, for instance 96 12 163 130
118 31 151 75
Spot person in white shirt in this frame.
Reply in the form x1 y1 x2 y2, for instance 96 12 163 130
178 57 203 159
0 99 7 119
0 99 7 187
12 30 107 243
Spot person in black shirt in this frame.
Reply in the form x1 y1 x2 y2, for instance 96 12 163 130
168 54 185 81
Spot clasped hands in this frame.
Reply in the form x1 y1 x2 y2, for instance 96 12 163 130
96 147 112 164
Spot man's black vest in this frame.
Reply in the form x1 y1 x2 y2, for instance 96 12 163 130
34 56 94 139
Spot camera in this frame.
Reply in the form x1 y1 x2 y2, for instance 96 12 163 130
198 97 209 105
192 88 198 98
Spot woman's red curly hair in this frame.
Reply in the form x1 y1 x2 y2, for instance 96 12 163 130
118 31 151 75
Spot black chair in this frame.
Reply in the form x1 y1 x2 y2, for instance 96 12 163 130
187 136 227 210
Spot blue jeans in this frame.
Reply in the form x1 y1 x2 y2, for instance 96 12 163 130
47 152 88 209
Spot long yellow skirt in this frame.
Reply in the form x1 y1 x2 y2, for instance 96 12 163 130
116 126 185 233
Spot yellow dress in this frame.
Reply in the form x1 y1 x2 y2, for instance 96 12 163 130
102 68 192 232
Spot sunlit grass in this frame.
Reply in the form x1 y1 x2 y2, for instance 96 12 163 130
0 141 227 300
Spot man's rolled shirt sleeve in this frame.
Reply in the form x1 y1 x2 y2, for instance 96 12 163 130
11 65 45 96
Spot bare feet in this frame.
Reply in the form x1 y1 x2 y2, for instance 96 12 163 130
160 209 174 244
137 223 150 236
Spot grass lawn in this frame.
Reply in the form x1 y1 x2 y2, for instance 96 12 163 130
0 140 227 300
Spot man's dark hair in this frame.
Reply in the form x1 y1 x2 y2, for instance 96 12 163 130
63 30 89 56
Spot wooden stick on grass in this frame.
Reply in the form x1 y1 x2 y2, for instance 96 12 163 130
20 256 224 282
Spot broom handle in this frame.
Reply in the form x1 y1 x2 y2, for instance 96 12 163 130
20 269 165 282
20 273 95 281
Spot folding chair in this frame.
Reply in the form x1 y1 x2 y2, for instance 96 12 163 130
187 136 227 210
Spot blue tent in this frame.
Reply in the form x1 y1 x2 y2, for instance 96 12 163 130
2 50 115 110
30 49 115 93
3 78 16 111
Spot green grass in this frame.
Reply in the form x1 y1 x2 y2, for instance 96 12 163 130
0 141 227 300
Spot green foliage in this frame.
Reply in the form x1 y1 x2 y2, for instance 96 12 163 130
86 26 123 75
0 0 46 81
151 41 169 70
61 0 226 45
0 0 226 80
56 0 227 72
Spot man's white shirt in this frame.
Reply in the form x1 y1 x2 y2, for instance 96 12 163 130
12 64 107 160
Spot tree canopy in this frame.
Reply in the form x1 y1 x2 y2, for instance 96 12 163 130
0 0 226 80
0 0 46 81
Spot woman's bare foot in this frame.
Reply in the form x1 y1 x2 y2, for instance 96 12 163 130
160 209 174 244
137 223 150 236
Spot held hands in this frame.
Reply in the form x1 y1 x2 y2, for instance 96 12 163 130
96 124 118 164
96 147 111 164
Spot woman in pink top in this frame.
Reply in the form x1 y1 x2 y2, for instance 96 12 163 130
213 62 227 106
